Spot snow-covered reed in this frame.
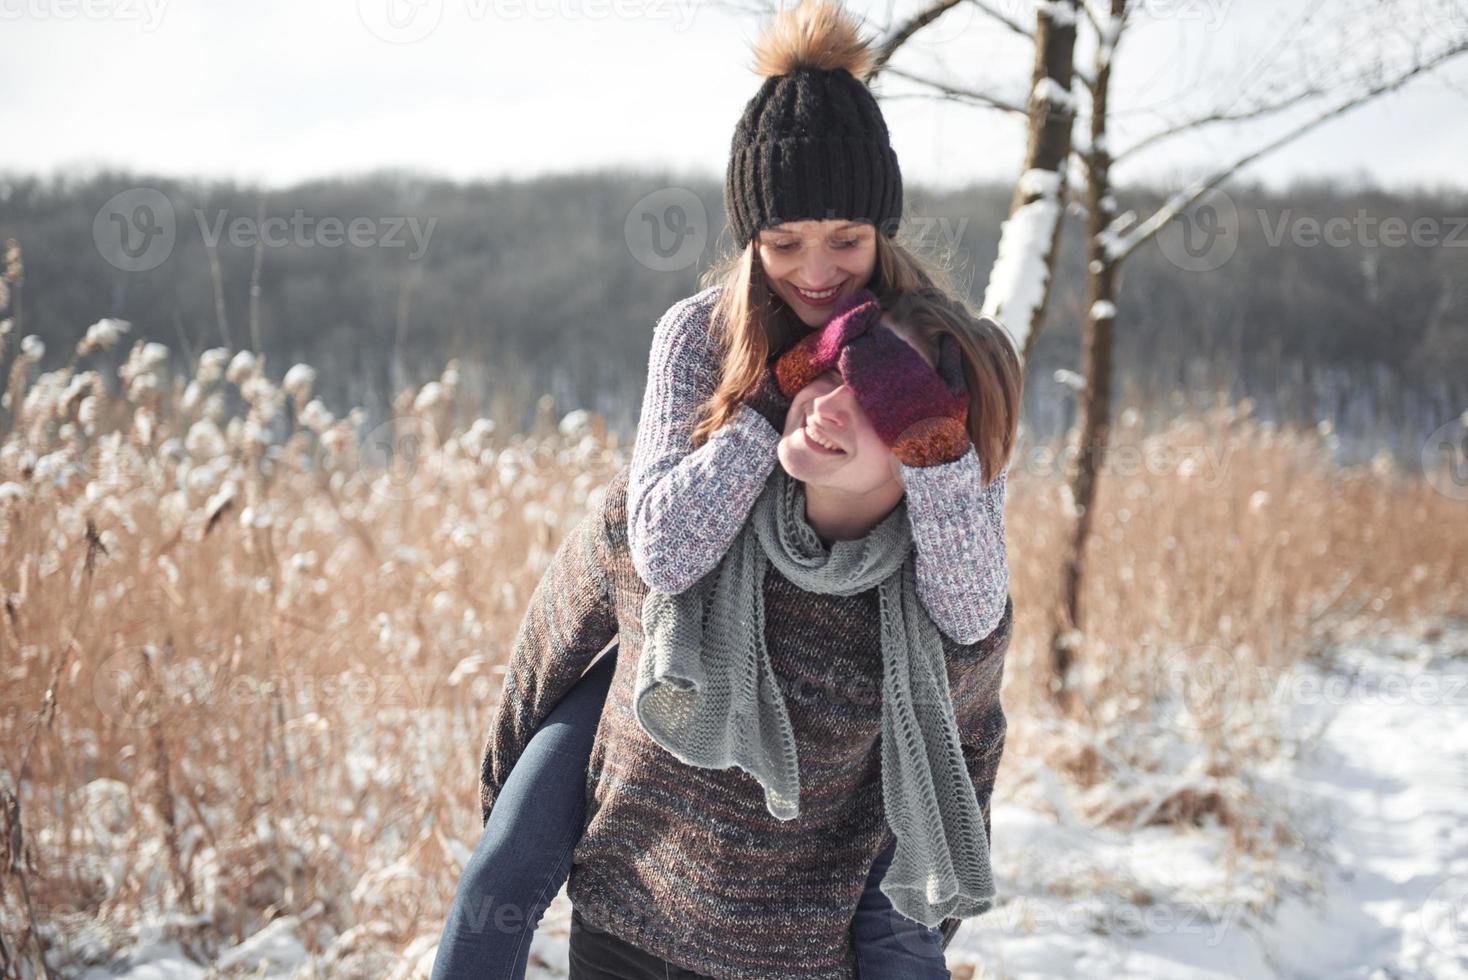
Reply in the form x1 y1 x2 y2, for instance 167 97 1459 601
0 310 1462 976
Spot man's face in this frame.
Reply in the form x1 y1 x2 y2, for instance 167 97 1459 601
775 315 938 492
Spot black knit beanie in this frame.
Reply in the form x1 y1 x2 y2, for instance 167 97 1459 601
723 13 903 248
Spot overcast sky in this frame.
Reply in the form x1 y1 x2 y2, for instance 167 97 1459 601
2 0 1466 195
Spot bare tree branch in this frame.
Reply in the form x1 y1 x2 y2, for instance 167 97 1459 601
971 0 1035 40
871 0 969 77
1112 84 1333 161
880 65 1028 114
1106 38 1468 263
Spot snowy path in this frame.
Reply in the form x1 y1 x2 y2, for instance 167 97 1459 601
944 620 1468 979
1254 627 1468 979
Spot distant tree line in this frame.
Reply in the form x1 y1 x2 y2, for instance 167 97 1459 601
0 168 1463 459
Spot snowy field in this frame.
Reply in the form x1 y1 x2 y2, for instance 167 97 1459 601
83 616 1467 979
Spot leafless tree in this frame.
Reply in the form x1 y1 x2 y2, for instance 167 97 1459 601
1048 0 1468 709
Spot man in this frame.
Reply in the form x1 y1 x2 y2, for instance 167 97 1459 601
479 319 1013 979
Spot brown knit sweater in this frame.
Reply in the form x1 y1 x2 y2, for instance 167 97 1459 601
479 465 1013 979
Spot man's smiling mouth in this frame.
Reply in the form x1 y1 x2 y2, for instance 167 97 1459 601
803 420 846 454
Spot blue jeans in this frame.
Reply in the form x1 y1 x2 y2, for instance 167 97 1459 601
432 641 951 979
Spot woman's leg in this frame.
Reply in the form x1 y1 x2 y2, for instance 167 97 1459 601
431 643 620 980
851 835 952 979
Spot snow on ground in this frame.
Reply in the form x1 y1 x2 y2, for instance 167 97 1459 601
1254 624 1468 979
73 618 1468 978
941 618 1468 980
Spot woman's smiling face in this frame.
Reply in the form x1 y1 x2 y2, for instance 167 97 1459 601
756 219 878 328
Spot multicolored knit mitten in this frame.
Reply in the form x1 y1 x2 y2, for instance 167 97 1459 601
774 288 883 398
837 325 972 467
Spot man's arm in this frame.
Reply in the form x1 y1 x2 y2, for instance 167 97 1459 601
478 496 618 826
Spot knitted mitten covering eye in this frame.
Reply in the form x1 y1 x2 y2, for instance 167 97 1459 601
837 326 972 467
774 288 883 398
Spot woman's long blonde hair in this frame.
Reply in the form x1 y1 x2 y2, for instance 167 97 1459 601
688 232 1024 487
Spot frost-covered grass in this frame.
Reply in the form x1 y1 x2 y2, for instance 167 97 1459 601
1 315 1464 978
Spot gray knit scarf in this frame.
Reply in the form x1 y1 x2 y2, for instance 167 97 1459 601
632 465 996 927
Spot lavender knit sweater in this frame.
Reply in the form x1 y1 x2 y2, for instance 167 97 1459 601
627 283 1010 644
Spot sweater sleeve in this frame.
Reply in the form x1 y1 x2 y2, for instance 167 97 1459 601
478 499 618 827
943 595 1014 868
626 288 783 594
900 447 1011 644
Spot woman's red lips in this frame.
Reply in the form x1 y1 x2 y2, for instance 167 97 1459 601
791 281 845 307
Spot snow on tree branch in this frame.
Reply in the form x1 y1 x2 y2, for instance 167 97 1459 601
979 168 1065 361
